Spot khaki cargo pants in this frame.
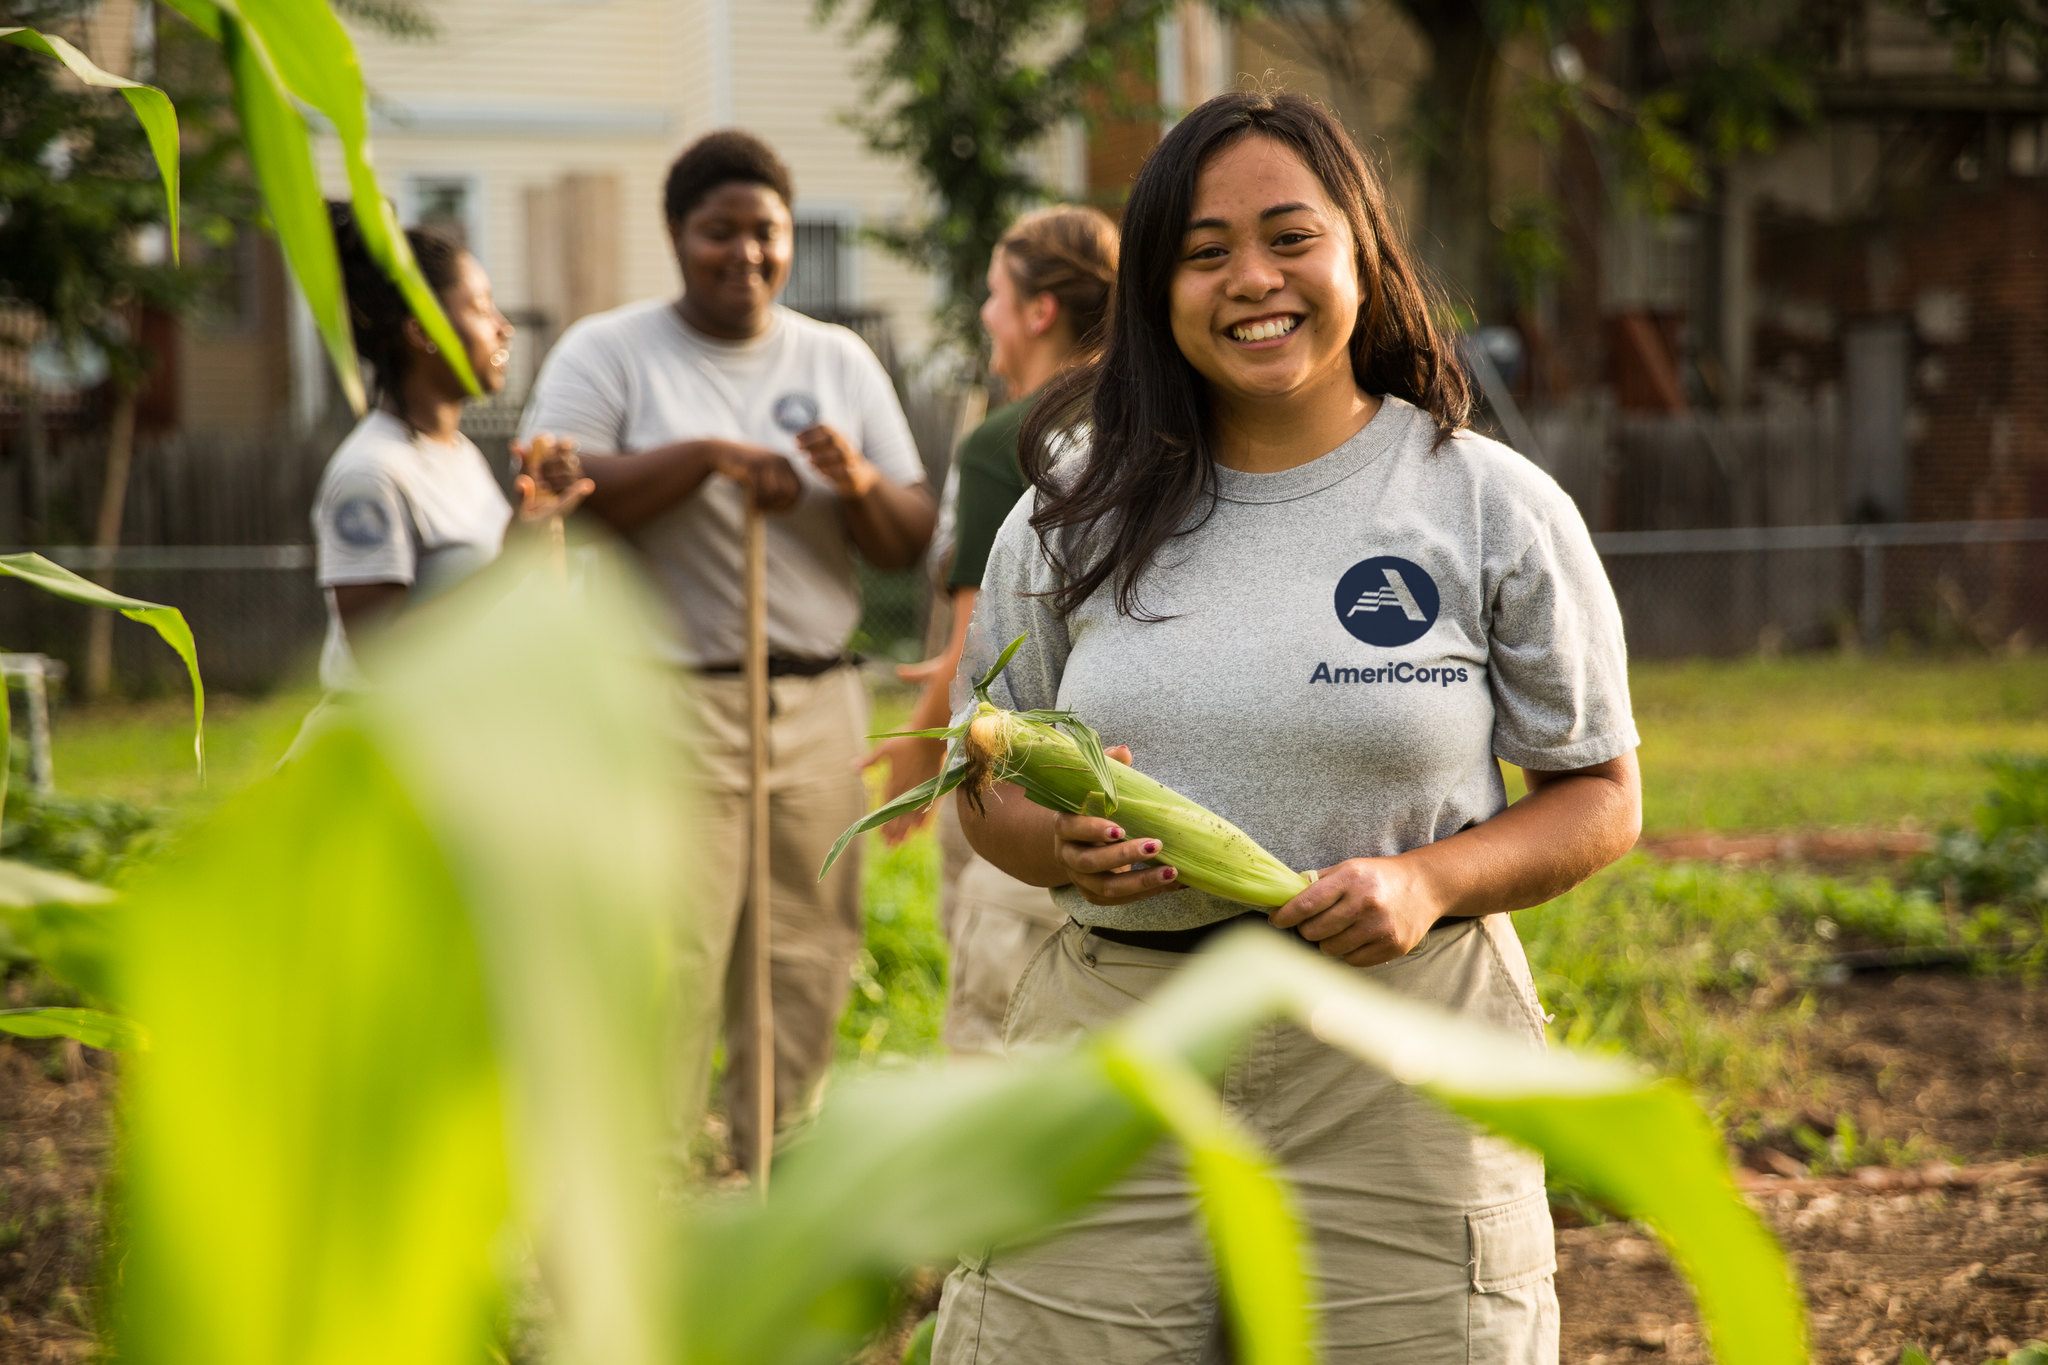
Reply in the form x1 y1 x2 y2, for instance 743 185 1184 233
936 802 1065 1056
672 666 868 1174
933 915 1560 1364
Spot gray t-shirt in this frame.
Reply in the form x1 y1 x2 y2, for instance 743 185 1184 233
961 395 1639 932
520 300 925 667
312 410 511 690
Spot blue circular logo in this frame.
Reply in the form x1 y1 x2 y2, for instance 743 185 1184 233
333 495 393 549
771 392 819 433
1334 556 1440 646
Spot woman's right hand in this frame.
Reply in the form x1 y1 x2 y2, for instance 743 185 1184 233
1052 745 1185 905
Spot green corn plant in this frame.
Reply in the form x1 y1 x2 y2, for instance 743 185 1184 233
822 634 1311 906
7 0 478 413
96 542 1804 1365
1 553 205 779
0 554 201 1051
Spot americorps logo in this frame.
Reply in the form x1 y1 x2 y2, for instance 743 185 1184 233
1334 555 1440 646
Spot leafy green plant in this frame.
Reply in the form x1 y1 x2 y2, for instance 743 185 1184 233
1916 753 2048 910
84 541 1807 1365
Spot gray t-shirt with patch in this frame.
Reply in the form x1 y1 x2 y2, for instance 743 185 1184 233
520 301 925 668
960 395 1639 932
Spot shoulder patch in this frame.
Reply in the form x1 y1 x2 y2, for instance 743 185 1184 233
332 494 394 549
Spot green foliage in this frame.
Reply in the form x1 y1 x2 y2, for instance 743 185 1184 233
1975 752 2048 839
2 552 206 776
818 0 1175 361
840 829 946 1064
0 2 228 390
113 728 514 1365
1 778 162 885
1519 853 2045 1125
1915 752 2048 909
0 25 181 254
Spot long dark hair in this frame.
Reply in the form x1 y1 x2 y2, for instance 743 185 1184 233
327 200 465 410
1018 91 1472 620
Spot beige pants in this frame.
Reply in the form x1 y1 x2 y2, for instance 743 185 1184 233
936 802 1065 1056
672 666 868 1173
933 917 1560 1364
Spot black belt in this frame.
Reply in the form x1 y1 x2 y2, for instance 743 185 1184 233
1085 912 1474 955
696 653 853 678
1086 913 1301 954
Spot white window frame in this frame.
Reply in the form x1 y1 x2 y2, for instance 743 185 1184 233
403 172 488 268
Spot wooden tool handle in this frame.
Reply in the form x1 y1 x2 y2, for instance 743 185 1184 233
743 506 773 1193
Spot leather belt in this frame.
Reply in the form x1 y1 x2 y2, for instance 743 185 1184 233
1085 912 1474 955
1085 913 1300 954
696 653 852 678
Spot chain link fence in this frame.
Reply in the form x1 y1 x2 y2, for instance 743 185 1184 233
1597 520 2048 657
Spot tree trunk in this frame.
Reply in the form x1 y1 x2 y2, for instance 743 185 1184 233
83 386 138 700
1398 0 1501 322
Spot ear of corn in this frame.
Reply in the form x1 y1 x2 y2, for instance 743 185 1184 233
822 635 1310 909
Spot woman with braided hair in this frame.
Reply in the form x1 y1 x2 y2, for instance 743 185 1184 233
308 201 586 690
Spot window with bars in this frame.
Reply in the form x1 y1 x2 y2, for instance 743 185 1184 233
784 219 847 316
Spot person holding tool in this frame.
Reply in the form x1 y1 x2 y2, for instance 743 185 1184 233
932 92 1640 1360
862 205 1119 1055
519 131 934 1176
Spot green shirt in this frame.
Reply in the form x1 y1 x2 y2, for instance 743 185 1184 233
946 396 1034 591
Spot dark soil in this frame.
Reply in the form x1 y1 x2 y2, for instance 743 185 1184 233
0 1038 109 1364
1559 973 2048 1365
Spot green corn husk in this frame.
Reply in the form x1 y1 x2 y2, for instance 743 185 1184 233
821 635 1311 908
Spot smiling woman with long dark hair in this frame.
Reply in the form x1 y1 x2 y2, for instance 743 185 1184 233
933 91 1642 1362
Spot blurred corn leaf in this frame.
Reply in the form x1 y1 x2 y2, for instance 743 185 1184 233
360 542 688 1365
0 27 181 258
1120 931 1809 1365
690 927 1803 1365
109 539 685 1365
214 5 364 413
150 0 478 413
0 554 204 777
1098 1040 1311 1365
112 727 510 1365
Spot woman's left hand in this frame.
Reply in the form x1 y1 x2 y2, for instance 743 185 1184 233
1269 857 1444 967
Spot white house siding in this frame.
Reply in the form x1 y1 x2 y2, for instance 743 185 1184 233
321 0 941 371
725 0 939 359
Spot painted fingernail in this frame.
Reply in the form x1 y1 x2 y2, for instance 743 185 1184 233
1107 827 1124 841
1142 841 1161 855
1160 867 1177 881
